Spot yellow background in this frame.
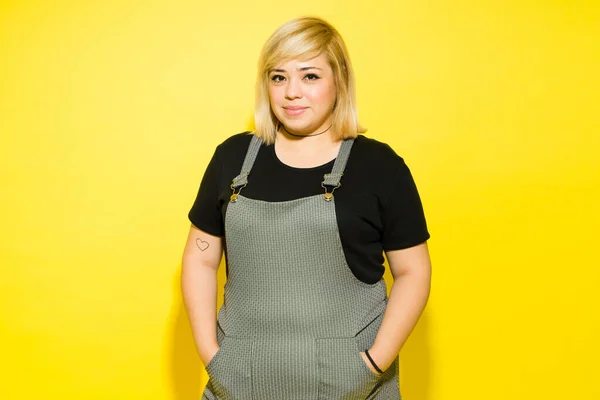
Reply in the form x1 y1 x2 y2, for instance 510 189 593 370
1 0 599 399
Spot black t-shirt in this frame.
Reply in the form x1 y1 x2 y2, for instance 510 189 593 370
188 132 430 284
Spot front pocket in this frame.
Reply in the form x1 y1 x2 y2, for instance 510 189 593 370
316 337 380 400
205 336 253 400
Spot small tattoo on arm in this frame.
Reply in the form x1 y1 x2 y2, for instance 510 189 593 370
196 238 209 251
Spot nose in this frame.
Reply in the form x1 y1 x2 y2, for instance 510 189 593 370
285 77 302 100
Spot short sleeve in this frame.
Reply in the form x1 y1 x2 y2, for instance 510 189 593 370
187 148 224 236
381 160 430 250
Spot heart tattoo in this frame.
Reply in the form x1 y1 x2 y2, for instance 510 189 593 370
196 238 209 251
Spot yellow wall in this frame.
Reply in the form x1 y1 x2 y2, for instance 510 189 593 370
1 1 598 399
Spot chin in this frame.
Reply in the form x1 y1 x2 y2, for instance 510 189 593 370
281 121 313 134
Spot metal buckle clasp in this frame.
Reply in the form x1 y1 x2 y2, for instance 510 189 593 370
321 182 341 201
230 183 247 203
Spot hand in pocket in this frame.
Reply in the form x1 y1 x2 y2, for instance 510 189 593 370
203 344 220 368
360 351 383 376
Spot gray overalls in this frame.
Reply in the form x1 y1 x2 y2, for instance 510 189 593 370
202 136 401 400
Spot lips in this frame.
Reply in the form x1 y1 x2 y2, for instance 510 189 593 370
283 106 307 116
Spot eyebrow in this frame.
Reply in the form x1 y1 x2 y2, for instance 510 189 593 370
270 66 323 73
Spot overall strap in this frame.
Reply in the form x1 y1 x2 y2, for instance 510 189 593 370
229 135 263 203
231 135 263 189
321 138 355 201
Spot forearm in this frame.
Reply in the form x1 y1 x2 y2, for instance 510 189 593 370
369 270 431 370
181 261 219 365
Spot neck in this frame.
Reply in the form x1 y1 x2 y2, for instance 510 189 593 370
274 127 342 168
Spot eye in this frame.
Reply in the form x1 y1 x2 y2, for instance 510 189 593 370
304 73 320 81
270 74 286 83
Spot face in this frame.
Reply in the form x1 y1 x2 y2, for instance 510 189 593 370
268 54 337 136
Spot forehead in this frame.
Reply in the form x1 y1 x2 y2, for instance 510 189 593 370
272 53 330 71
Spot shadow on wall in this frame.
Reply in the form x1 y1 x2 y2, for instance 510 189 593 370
166 259 432 400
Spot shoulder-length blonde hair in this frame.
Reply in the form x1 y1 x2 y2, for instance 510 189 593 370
253 16 366 145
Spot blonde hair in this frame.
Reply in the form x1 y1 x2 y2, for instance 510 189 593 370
253 16 366 145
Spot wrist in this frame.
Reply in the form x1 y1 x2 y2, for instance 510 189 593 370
366 345 395 372
199 342 219 366
364 349 383 374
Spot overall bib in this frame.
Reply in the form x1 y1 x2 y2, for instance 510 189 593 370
202 136 401 400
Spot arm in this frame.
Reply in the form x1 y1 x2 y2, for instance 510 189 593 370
181 224 224 366
360 241 432 374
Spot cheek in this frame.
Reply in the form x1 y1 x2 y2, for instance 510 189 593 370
308 83 336 107
268 86 280 105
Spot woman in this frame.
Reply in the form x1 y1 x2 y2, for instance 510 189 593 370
182 16 432 400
